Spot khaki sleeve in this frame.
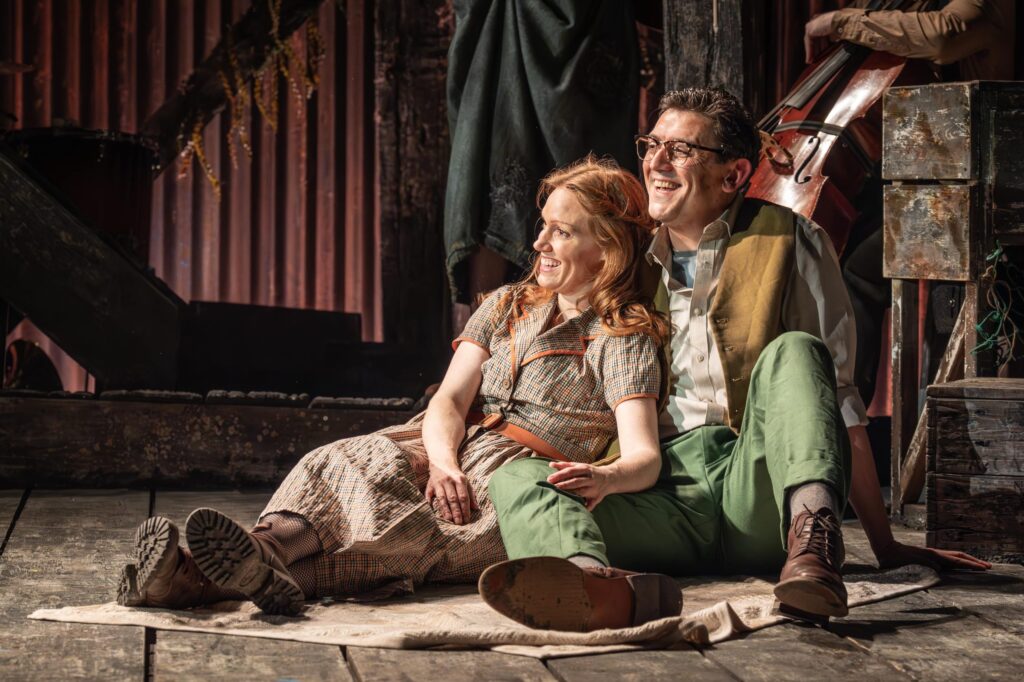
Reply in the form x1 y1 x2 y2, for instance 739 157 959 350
782 217 868 429
601 332 662 410
452 286 510 354
832 0 1000 65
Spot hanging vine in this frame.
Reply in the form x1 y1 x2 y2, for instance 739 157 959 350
176 0 327 199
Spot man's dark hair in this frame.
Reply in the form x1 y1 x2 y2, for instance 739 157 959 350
657 87 760 168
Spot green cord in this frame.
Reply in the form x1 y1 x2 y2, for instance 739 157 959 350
972 240 1023 368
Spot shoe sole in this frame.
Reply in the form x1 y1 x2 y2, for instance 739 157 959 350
116 516 178 607
774 576 849 618
478 557 681 632
185 507 303 616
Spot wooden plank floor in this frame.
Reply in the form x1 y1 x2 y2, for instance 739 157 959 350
1 488 1022 681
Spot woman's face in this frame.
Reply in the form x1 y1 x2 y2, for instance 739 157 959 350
533 187 604 299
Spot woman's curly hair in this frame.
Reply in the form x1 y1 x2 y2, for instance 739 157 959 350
491 155 668 345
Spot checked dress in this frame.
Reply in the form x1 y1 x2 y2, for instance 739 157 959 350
260 285 661 597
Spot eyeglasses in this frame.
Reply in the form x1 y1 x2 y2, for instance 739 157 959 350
634 134 725 166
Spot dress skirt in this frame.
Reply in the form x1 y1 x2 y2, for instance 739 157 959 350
259 415 534 597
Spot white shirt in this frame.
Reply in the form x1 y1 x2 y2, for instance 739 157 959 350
647 199 869 438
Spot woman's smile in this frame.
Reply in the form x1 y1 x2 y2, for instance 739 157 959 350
533 187 603 299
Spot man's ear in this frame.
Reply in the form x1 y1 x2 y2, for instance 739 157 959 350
722 158 753 193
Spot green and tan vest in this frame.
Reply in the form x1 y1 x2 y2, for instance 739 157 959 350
599 198 797 464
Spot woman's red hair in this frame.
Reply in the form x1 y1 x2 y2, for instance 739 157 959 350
492 155 668 345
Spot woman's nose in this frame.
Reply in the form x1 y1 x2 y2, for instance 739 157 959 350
533 231 550 252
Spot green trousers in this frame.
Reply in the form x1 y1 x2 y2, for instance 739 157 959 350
489 332 852 575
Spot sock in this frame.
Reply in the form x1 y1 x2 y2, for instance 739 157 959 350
788 482 840 520
568 554 607 570
285 556 319 597
252 512 323 566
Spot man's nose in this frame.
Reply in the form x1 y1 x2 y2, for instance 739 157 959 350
648 142 673 169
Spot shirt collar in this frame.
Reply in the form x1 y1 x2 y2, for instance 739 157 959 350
645 193 744 266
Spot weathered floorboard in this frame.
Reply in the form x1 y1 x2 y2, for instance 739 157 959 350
547 649 734 682
0 489 24 553
151 490 350 681
346 647 555 682
0 490 149 680
155 632 348 682
925 563 1024 636
841 522 1024 676
707 623 910 682
831 590 1024 680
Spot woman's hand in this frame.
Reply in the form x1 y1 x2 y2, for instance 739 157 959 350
875 540 992 571
425 461 478 525
547 461 612 511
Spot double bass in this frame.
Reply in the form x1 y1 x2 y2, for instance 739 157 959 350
747 0 939 255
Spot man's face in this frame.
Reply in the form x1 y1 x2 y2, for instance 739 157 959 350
642 109 740 228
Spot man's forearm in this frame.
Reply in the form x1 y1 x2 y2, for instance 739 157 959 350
846 424 896 558
832 2 993 65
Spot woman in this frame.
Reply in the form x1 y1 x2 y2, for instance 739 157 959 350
117 156 671 616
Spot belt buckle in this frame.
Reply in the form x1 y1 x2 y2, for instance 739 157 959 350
479 413 504 429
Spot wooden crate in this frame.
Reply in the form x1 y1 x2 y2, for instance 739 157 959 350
926 378 1024 562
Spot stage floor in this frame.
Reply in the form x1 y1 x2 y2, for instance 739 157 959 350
1 489 1021 681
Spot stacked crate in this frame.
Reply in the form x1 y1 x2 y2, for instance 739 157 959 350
926 378 1024 563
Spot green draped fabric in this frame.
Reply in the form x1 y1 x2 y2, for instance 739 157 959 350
444 0 640 302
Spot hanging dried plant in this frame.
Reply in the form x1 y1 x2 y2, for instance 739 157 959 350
178 0 327 198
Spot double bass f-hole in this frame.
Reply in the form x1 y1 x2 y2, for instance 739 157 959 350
794 135 821 184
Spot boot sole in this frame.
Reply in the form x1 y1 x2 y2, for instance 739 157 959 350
116 516 179 606
774 576 849 618
185 507 304 616
478 557 681 632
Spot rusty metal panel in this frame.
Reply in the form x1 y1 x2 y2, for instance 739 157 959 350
883 184 974 281
0 0 381 340
883 83 974 181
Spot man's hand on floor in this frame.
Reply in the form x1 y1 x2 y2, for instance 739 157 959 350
875 540 993 571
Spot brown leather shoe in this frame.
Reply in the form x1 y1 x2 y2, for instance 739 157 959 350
773 506 848 618
478 556 682 632
117 516 243 609
186 507 305 616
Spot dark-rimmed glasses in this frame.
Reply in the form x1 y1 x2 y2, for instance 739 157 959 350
634 134 725 166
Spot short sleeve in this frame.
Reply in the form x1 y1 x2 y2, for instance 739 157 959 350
452 285 511 353
602 332 662 409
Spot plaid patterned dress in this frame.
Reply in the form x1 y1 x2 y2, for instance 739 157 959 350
262 285 661 596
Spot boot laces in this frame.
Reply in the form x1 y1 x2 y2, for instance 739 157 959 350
794 506 841 568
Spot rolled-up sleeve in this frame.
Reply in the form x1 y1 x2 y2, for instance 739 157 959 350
832 0 998 66
782 217 868 428
452 285 510 354
602 332 662 410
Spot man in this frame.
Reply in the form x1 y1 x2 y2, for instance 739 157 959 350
478 87 989 632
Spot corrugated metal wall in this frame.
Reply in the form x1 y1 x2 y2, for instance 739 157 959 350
0 0 379 332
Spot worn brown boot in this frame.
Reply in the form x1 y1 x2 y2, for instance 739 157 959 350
117 516 244 609
478 556 682 632
185 508 305 616
773 506 848 619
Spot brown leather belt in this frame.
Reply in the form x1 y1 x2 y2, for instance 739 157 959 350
467 411 569 463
